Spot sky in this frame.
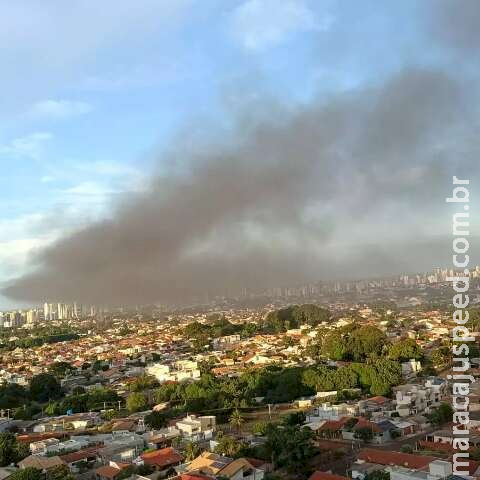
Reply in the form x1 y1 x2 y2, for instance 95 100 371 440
1 0 479 308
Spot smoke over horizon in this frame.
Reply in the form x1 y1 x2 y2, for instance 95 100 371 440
3 63 479 306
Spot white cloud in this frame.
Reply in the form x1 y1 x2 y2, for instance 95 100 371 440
28 99 93 120
0 213 59 281
62 181 119 197
230 0 332 51
0 132 52 160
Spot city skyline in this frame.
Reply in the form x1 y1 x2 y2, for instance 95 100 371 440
2 263 479 313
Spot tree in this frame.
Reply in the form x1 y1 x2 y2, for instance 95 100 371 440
129 375 159 392
29 373 62 402
215 435 246 457
264 425 316 473
127 392 148 413
47 465 75 480
431 346 452 367
154 383 178 403
0 433 29 467
428 403 454 426
229 409 244 433
282 412 306 426
9 468 42 480
252 421 270 436
145 411 168 429
354 426 374 443
349 326 387 361
388 339 422 361
0 383 29 410
184 441 202 461
48 362 74 379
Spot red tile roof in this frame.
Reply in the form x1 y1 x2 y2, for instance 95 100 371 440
358 448 437 470
141 446 183 468
94 465 127 479
60 447 99 463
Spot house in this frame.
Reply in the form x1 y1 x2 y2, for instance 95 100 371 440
242 354 272 366
140 447 183 472
307 403 358 422
358 396 392 416
393 377 447 417
95 461 131 480
389 419 417 436
143 426 181 449
30 437 61 455
32 412 101 432
355 448 437 470
60 447 100 473
386 460 453 480
175 415 216 440
98 433 145 463
217 458 265 480
294 397 314 408
422 429 480 451
212 335 241 351
341 417 397 444
317 417 351 439
18 455 65 471
146 361 201 383
184 452 233 476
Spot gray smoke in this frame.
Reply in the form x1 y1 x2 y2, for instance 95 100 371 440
2 67 478 305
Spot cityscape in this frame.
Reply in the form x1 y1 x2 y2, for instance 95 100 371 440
3 266 480 328
0 1 479 480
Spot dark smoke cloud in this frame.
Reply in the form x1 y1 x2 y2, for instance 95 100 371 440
2 67 478 305
429 0 480 53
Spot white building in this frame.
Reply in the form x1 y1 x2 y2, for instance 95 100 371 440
175 415 216 440
146 360 201 383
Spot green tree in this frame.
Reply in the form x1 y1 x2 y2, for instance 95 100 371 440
282 412 306 426
47 465 75 480
29 373 62 402
145 411 168 429
252 421 270 436
215 435 246 457
229 409 245 433
428 403 454 426
431 346 452 367
9 468 42 480
154 383 178 403
127 392 148 413
184 441 202 461
388 339 422 361
129 375 159 392
354 426 374 443
400 445 413 453
264 425 316 473
0 433 29 466
48 361 74 379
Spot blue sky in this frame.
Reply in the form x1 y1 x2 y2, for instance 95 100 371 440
1 0 478 308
